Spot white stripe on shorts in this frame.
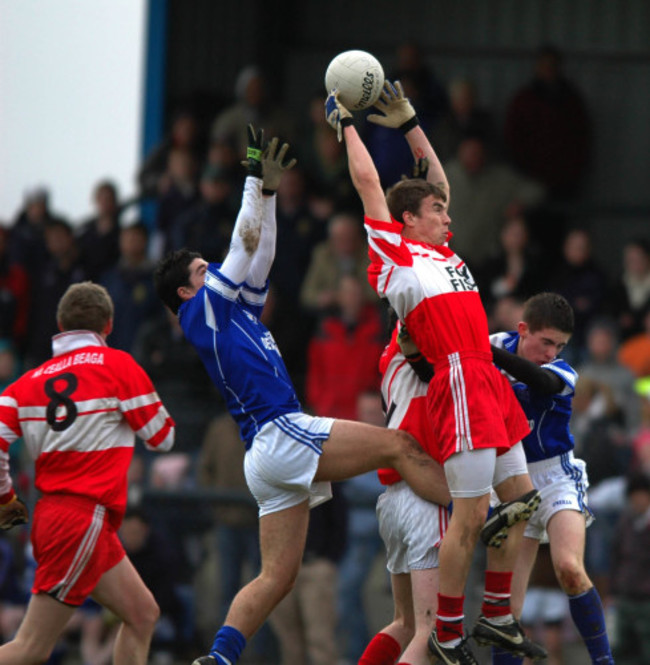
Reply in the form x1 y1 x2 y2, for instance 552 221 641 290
50 504 105 602
275 415 327 453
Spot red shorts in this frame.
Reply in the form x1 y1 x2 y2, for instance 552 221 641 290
428 352 530 463
31 495 125 606
379 351 442 485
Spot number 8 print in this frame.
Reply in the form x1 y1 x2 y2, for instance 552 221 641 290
44 373 79 431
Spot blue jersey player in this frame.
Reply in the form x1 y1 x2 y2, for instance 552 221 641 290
154 125 450 665
490 292 614 665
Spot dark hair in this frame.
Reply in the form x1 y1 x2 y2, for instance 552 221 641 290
154 249 202 314
121 221 149 239
385 178 447 225
523 292 574 334
626 237 650 256
94 179 118 199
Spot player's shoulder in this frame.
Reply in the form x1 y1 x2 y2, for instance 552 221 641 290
102 347 143 371
545 357 578 386
490 330 518 350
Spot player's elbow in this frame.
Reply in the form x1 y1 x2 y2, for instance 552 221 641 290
144 425 175 453
353 166 381 193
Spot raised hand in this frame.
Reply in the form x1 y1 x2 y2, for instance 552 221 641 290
367 80 418 133
325 89 353 142
262 137 297 194
241 124 265 178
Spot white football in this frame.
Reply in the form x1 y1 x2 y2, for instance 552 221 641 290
324 50 385 111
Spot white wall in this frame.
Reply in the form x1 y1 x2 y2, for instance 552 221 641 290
0 0 146 224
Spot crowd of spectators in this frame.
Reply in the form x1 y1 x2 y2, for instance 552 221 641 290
1 41 650 663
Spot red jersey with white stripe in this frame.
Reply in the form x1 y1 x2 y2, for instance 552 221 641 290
378 327 440 485
365 216 527 461
0 331 175 525
366 216 489 363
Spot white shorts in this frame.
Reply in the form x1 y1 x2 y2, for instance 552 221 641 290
444 448 496 498
376 481 448 574
244 413 334 517
493 442 528 487
520 588 569 626
524 451 593 542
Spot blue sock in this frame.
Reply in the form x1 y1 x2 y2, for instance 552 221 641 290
568 587 613 664
492 646 524 664
209 625 247 665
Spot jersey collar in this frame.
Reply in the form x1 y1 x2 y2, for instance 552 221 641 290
52 330 107 357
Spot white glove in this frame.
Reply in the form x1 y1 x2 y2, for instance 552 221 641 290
367 80 419 133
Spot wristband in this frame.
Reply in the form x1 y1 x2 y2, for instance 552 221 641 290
404 352 423 362
340 117 353 128
399 115 420 134
261 188 276 196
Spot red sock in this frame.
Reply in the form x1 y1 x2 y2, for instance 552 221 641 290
482 570 513 619
359 632 402 665
435 593 465 644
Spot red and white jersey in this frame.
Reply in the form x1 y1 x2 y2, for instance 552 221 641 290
365 216 490 366
0 331 175 523
378 326 440 485
366 216 526 461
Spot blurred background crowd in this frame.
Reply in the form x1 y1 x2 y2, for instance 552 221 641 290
1 3 650 663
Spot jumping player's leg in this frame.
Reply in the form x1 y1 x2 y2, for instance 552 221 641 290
399 567 439 665
547 510 614 663
91 556 160 665
359 573 412 665
0 592 76 663
488 444 539 572
508 536 540 619
314 420 450 507
488 536 541 665
482 443 540 548
224 500 309 635
195 500 311 665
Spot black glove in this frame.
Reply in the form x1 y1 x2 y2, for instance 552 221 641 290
241 124 264 178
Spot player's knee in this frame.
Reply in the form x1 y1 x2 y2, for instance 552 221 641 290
393 429 424 459
127 594 160 634
554 557 589 595
261 567 298 603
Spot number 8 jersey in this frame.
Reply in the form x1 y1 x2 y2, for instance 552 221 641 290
0 330 175 524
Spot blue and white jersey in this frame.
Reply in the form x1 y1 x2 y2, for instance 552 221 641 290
491 331 578 463
179 263 301 448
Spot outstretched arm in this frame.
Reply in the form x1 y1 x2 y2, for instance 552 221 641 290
325 91 390 221
368 80 449 200
490 344 565 396
220 125 265 285
246 137 296 287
